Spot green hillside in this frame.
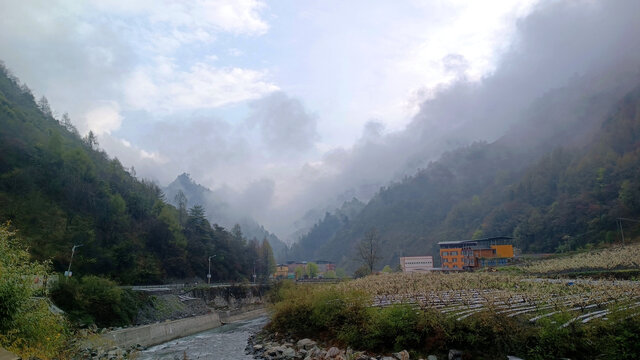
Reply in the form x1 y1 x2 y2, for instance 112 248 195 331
0 63 274 284
297 85 640 269
164 172 288 261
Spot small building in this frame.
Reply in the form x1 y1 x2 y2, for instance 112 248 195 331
400 256 434 273
286 261 307 278
438 237 514 270
275 264 289 279
315 260 336 274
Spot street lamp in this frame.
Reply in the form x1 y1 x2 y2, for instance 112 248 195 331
65 244 83 278
253 260 256 284
208 255 216 284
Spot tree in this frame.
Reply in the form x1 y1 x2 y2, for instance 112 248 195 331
37 96 52 117
232 224 245 245
174 190 187 226
60 112 77 133
353 265 371 279
294 266 305 279
356 227 382 273
261 238 276 277
84 130 98 149
324 270 337 278
307 262 319 278
381 265 393 273
335 267 347 279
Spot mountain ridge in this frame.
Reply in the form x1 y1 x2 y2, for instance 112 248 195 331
292 79 640 270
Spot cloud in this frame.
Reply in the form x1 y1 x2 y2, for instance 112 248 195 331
97 134 169 181
246 92 319 154
89 0 269 36
2 0 640 243
235 178 275 217
83 103 123 135
442 54 470 75
0 0 273 131
259 0 640 239
125 59 279 113
101 0 640 241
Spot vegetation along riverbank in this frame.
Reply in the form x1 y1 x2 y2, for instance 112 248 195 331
265 268 640 360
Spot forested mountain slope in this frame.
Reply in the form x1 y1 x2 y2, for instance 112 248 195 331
298 83 640 270
287 197 364 261
0 64 274 284
164 173 287 260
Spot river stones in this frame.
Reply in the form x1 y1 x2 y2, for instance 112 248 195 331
326 347 341 358
297 338 317 350
448 349 463 360
282 347 296 358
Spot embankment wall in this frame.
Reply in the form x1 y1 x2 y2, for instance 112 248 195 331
92 307 266 350
101 312 221 349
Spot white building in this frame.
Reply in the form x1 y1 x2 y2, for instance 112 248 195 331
400 256 434 273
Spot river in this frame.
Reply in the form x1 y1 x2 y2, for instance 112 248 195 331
137 316 268 360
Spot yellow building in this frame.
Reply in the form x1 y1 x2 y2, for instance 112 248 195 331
438 237 514 270
275 264 289 279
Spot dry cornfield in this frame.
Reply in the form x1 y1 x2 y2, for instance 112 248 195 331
337 272 640 327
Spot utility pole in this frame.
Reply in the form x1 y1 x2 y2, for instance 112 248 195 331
65 244 83 278
208 255 216 284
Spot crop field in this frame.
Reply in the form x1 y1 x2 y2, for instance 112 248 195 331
269 271 640 358
520 243 640 274
337 272 640 327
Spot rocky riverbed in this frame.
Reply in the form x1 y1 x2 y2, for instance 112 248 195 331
245 332 463 360
245 331 530 360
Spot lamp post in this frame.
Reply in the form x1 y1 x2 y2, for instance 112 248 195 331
253 260 256 284
208 255 216 284
65 244 83 278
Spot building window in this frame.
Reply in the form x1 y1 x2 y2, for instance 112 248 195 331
451 251 458 256
442 251 448 256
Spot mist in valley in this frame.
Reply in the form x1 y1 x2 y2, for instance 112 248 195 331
1 0 639 245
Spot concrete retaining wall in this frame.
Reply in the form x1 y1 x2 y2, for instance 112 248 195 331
0 348 19 360
100 312 221 349
90 306 267 350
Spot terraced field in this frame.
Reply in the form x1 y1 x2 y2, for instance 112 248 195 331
339 272 640 327
521 243 640 274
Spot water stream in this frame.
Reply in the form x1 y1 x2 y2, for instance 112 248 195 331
137 316 267 360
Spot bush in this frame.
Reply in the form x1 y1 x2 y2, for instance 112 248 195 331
367 305 421 352
0 224 70 359
51 275 141 327
267 284 315 337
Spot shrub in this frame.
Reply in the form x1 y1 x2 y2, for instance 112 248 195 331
0 223 70 359
364 305 421 352
267 284 315 337
51 275 141 327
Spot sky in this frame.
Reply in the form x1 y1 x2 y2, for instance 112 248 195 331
1 0 639 240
